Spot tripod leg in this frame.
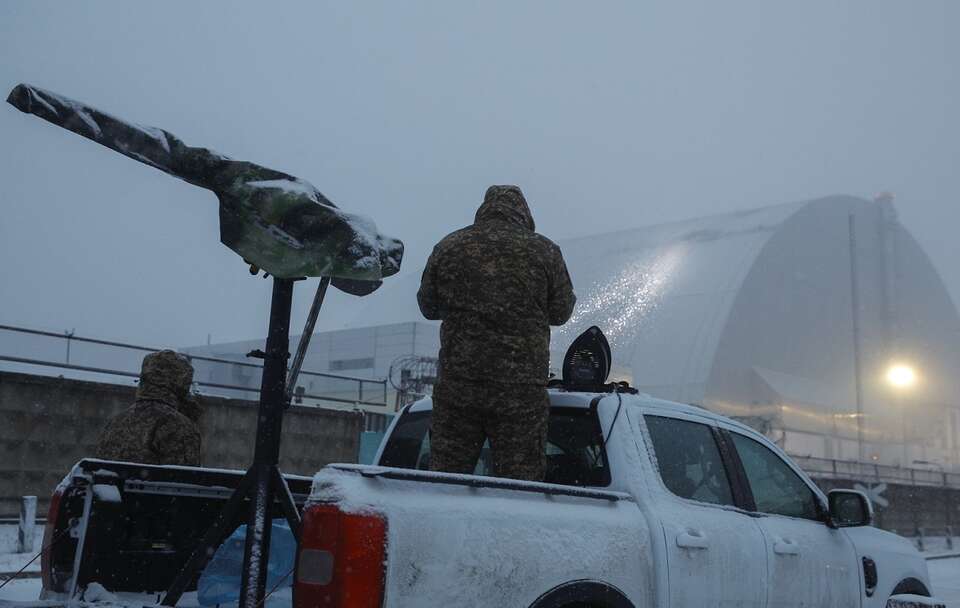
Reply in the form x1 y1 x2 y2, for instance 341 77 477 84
286 276 330 405
238 278 295 608
238 464 274 608
273 466 301 539
161 470 254 606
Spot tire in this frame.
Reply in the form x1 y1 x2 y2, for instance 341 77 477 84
529 580 634 608
890 578 931 597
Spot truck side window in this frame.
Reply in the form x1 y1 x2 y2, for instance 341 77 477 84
730 433 819 520
644 415 735 506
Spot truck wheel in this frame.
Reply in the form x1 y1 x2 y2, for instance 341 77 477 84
529 580 634 608
890 578 931 597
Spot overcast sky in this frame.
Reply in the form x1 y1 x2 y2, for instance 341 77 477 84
1 1 957 349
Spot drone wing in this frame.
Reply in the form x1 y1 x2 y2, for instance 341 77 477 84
8 83 403 289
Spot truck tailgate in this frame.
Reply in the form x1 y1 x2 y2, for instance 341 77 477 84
44 459 312 598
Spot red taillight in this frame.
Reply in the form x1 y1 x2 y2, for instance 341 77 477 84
41 489 64 591
295 504 387 608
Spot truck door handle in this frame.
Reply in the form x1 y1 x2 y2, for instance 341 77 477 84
773 538 800 555
676 529 709 549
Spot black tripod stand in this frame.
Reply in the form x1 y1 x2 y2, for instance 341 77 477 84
162 278 304 608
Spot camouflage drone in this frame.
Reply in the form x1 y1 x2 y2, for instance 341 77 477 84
7 83 403 295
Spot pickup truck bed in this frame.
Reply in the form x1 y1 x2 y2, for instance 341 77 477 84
305 464 648 607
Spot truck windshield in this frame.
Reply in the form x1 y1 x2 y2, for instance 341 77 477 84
378 406 611 487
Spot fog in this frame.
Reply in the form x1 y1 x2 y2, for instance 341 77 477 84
1 1 957 349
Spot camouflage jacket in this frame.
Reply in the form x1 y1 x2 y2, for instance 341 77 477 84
95 383 202 466
418 186 576 385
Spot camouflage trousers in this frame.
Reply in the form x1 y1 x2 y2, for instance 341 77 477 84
429 378 548 482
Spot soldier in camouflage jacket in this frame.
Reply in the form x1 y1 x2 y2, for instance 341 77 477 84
418 185 576 481
96 350 203 466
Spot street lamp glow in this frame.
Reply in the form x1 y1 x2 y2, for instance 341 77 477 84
886 364 917 389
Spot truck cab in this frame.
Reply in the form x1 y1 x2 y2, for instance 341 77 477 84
294 387 934 607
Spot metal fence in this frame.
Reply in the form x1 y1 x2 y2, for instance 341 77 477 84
0 324 387 408
794 455 960 489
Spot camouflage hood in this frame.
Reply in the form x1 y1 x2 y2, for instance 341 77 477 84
474 185 535 232
136 350 195 408
178 394 203 423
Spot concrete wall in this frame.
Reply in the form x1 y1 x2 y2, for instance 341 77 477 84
0 371 361 514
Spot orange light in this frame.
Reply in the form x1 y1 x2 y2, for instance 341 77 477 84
886 364 917 389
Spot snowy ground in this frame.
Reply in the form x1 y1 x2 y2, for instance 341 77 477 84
0 579 292 608
0 579 40 603
928 556 960 607
0 526 41 576
4 564 959 606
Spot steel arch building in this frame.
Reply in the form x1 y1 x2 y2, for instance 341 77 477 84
351 195 960 469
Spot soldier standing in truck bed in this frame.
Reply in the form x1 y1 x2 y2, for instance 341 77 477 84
417 185 576 481
96 350 203 466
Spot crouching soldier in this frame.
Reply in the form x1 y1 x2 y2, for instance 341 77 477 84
417 185 576 481
96 350 203 466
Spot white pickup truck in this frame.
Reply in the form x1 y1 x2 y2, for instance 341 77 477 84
294 388 936 608
38 390 938 608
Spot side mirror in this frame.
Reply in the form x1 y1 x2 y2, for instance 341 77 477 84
828 489 874 527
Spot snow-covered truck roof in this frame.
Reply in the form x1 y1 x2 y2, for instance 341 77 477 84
407 387 759 435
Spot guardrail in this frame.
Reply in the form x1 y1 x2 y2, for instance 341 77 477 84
911 527 956 553
0 324 388 408
794 455 960 489
0 517 46 526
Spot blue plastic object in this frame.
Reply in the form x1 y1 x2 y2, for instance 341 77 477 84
197 520 297 606
359 431 387 464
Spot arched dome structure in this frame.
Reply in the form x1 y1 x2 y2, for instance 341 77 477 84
349 195 960 467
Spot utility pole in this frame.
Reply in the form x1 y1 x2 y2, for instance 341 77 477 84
849 214 866 463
